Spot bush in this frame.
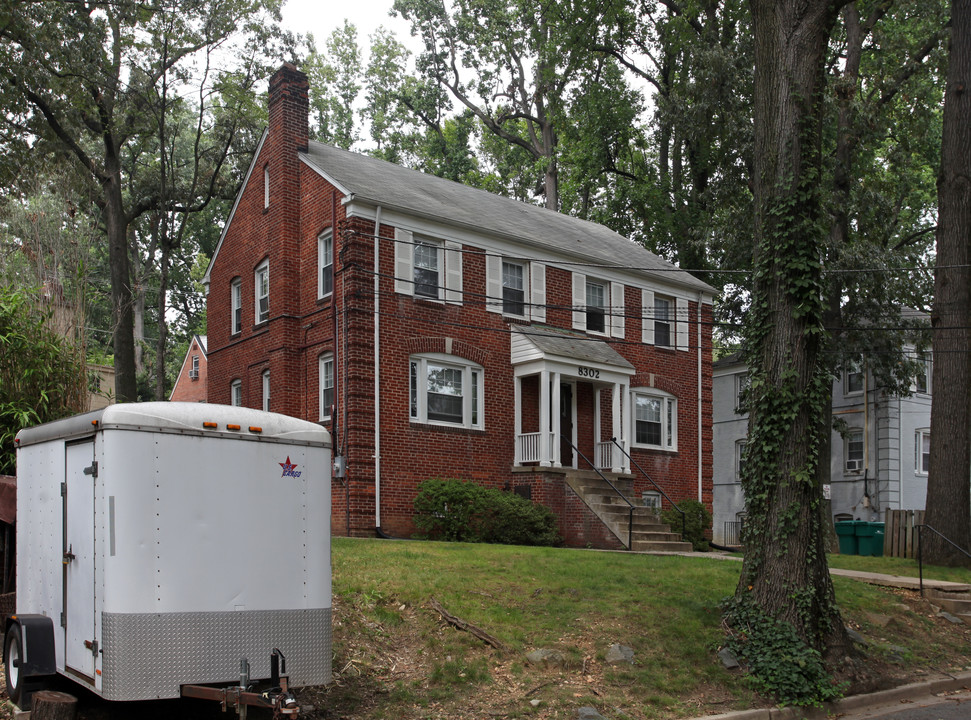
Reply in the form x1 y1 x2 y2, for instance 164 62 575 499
413 478 560 546
662 499 712 551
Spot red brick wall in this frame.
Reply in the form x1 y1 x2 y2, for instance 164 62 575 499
206 64 714 547
170 338 208 403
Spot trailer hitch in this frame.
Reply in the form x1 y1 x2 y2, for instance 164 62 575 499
182 650 299 719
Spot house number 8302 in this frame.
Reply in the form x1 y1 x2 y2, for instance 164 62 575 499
578 366 600 378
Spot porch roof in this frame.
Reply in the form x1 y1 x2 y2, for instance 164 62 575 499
510 325 635 372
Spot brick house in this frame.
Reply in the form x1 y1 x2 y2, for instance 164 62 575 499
169 334 208 402
202 63 716 549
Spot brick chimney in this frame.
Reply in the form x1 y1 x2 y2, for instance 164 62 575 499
268 62 309 153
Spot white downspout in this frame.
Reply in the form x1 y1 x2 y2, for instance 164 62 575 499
697 292 704 502
374 206 383 530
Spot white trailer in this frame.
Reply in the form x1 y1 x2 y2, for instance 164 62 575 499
8 402 332 714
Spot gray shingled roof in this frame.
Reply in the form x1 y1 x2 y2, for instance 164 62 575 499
512 325 635 370
301 142 714 296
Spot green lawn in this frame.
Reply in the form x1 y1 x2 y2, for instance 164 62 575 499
297 539 971 720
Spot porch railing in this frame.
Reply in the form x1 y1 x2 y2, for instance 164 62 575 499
595 441 613 470
610 437 686 541
517 432 555 464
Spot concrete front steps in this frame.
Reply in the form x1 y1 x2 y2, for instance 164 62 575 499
564 471 693 552
925 587 971 620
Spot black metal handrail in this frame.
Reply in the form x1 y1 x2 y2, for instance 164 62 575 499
562 436 636 550
916 524 971 596
610 438 687 541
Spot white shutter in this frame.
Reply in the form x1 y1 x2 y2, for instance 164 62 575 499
610 282 625 338
530 262 546 322
445 240 463 304
572 272 586 330
642 289 655 345
676 297 689 351
485 253 502 313
394 228 413 295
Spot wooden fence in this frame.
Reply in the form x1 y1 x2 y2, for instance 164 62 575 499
883 509 925 558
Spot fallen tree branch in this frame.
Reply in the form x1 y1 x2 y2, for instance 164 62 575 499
429 596 508 652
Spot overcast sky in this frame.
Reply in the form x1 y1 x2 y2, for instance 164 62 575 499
280 0 417 57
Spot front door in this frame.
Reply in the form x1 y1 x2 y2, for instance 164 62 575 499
64 441 96 680
559 384 574 467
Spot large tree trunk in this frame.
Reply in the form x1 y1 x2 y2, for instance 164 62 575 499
925 0 971 567
734 0 851 660
104 154 138 403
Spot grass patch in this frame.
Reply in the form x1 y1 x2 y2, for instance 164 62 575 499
297 539 971 720
827 553 971 584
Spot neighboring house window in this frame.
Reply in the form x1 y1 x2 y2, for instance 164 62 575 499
413 239 441 299
845 363 864 394
231 278 242 335
409 354 483 429
654 295 673 347
632 390 677 450
735 372 750 414
264 165 269 209
845 430 864 473
255 260 269 324
585 279 607 334
319 354 334 421
735 440 747 481
190 355 200 380
231 380 242 407
915 429 930 475
318 229 333 299
502 260 526 317
915 354 930 394
262 370 270 412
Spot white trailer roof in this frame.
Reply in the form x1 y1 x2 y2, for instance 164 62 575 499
16 402 331 448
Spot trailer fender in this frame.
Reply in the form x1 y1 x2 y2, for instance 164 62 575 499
5 615 56 677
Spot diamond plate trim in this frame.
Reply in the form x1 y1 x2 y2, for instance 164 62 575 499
101 608 331 701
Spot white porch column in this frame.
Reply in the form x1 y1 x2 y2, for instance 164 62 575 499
514 375 522 466
594 388 602 464
551 371 562 467
611 382 623 473
539 368 551 467
621 382 631 473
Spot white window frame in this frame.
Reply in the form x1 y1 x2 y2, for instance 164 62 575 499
485 255 546 321
845 363 864 395
735 440 747 481
263 165 269 209
409 353 484 429
231 278 242 335
915 428 930 475
845 429 864 473
654 295 673 347
255 260 269 325
319 353 334 421
631 389 677 451
231 379 242 407
585 279 608 335
735 373 750 414
501 259 527 318
262 369 270 412
915 355 931 395
318 229 334 299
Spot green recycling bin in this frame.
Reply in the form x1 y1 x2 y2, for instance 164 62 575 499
835 521 858 555
855 521 885 557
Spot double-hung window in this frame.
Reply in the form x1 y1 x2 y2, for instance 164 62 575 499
502 261 526 317
735 373 750 414
409 354 483 429
231 278 242 334
915 354 930 394
845 430 864 473
735 440 747 481
319 354 334 421
231 379 242 407
585 280 607 334
632 390 677 450
262 370 270 412
845 363 863 395
915 429 930 475
413 240 441 299
318 229 333 299
255 261 269 324
654 296 673 347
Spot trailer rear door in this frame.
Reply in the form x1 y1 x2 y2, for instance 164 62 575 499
63 440 96 681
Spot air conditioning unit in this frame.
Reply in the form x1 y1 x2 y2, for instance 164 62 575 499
845 458 862 472
188 369 199 380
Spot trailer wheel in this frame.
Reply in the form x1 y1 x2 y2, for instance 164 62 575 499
5 623 24 705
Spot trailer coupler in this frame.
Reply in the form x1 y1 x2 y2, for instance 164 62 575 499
182 651 299 719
